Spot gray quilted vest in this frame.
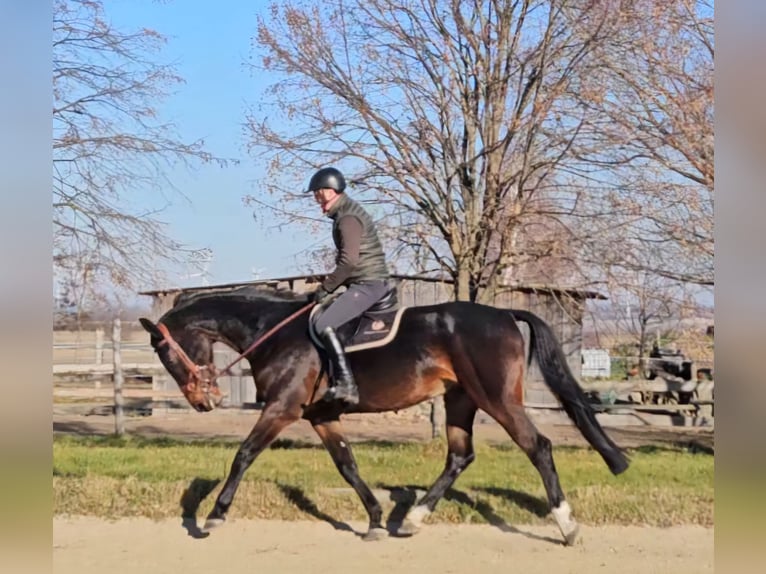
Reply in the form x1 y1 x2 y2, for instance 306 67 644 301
327 194 389 284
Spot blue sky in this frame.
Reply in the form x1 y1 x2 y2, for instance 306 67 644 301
106 0 321 290
89 1 714 308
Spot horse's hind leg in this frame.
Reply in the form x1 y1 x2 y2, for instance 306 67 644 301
484 399 579 546
397 387 477 537
311 418 388 541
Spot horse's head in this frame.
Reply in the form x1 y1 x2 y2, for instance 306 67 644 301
139 317 224 412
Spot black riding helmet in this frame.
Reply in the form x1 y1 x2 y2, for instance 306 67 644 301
307 167 346 193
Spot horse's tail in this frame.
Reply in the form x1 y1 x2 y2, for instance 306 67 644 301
510 309 629 476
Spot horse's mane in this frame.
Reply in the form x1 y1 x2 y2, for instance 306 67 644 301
171 285 306 312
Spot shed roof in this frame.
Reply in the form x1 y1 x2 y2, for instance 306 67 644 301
139 273 607 300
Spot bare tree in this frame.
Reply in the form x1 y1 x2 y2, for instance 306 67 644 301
247 0 617 301
601 269 695 374
572 0 713 287
53 0 222 305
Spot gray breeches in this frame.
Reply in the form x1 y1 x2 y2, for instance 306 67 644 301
312 280 390 333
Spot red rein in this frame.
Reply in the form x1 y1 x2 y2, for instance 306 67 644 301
155 302 316 392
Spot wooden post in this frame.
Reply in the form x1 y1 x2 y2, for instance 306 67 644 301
95 328 104 363
113 318 125 436
430 396 445 439
696 379 714 423
94 328 104 389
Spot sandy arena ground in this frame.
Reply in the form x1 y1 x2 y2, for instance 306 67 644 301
53 517 713 574
53 409 713 573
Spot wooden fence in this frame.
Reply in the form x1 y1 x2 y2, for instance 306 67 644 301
54 320 714 435
54 319 174 436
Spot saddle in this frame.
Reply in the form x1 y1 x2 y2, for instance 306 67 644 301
310 286 407 353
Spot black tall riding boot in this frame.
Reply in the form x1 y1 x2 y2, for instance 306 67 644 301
319 327 359 405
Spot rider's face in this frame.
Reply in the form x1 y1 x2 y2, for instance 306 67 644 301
313 188 340 212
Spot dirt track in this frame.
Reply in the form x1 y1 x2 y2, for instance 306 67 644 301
53 517 713 574
52 408 714 451
53 411 714 573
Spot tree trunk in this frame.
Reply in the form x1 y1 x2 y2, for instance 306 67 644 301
637 320 648 377
455 265 472 302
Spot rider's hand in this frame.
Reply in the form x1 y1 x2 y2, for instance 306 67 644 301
311 287 331 304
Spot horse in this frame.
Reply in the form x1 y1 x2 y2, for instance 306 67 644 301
139 285 629 545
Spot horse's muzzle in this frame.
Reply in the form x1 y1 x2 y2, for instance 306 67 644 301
190 389 224 412
182 372 224 412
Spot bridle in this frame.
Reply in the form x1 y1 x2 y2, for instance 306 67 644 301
155 302 316 397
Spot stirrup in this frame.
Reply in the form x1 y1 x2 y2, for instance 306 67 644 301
322 382 359 405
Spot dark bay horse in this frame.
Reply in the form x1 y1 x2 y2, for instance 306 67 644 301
139 286 629 545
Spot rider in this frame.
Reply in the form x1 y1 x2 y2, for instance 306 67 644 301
306 166 391 406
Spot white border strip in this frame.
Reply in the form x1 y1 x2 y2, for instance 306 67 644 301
308 305 409 353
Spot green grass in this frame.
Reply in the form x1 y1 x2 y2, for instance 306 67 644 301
53 435 713 526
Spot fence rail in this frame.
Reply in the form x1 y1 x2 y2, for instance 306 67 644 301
53 362 160 375
55 387 182 400
54 321 714 434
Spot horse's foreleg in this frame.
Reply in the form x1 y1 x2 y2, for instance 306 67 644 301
203 406 297 531
311 419 387 541
397 388 477 536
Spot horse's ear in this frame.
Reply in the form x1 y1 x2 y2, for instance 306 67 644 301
139 317 163 340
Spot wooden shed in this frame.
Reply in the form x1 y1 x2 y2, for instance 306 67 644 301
140 273 604 409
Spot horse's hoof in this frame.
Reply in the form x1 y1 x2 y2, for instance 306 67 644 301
395 519 420 537
552 501 579 546
202 518 225 532
362 527 389 542
563 523 581 546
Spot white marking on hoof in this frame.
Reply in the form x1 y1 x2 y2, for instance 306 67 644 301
563 523 580 546
363 527 388 541
396 518 420 537
202 518 225 532
404 505 430 529
552 501 580 546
